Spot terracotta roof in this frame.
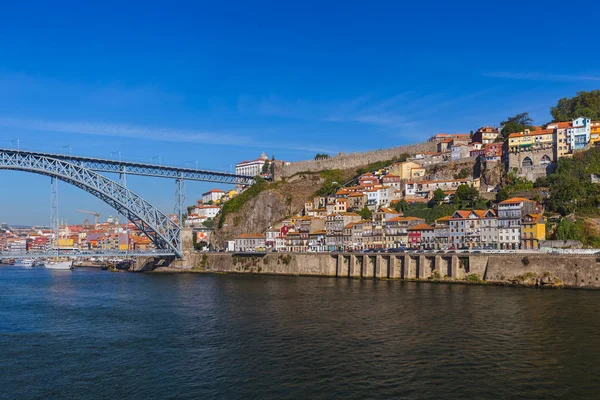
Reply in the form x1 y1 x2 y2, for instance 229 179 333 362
404 197 430 203
388 216 425 222
203 189 225 194
508 129 553 139
408 223 434 231
523 213 543 224
499 197 536 204
452 210 471 219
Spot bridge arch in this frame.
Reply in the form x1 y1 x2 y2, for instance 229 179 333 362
522 157 533 167
0 150 182 257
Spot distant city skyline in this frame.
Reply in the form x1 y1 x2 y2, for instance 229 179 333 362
1 0 599 225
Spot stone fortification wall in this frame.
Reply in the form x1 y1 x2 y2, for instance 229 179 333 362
275 141 436 180
185 252 600 289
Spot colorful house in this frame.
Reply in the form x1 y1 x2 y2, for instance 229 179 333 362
521 214 546 250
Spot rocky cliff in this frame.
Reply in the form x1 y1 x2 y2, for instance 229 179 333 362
211 172 329 248
480 161 504 189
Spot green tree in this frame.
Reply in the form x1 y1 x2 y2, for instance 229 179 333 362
432 188 446 203
455 184 479 208
314 153 330 160
500 112 534 139
357 206 373 221
551 90 600 122
495 187 510 203
554 218 581 241
261 160 270 175
393 199 408 213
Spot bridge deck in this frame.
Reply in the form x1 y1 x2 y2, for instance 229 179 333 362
0 148 257 185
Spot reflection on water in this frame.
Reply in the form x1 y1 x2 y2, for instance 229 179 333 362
1 266 599 399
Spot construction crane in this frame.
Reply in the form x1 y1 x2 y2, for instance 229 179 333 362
76 209 100 227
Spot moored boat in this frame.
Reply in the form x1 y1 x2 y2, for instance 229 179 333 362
45 261 73 270
14 258 34 268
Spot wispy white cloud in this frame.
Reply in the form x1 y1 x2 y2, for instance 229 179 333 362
0 116 336 153
0 116 246 146
0 72 185 108
239 93 421 128
483 71 600 82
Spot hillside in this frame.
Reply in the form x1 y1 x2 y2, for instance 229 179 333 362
211 170 356 248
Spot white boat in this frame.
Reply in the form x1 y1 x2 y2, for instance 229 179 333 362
14 258 34 267
45 261 73 270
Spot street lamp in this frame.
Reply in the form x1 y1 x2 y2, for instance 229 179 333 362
151 155 162 166
10 138 19 151
62 144 72 156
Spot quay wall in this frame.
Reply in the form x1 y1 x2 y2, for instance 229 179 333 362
274 141 436 180
182 252 600 289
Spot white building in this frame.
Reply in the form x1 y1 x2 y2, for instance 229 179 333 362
568 117 591 150
234 234 266 252
236 152 270 177
201 189 226 204
193 205 220 219
185 215 207 227
480 210 499 249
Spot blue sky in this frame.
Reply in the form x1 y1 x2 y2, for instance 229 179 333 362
1 0 599 225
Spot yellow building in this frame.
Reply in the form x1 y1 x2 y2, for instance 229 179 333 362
58 238 74 248
507 129 554 153
590 125 600 146
388 161 424 180
410 167 426 179
521 213 545 250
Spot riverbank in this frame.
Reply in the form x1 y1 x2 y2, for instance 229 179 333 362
160 252 600 289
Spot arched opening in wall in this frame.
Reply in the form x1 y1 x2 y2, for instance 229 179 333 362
522 157 533 167
540 155 551 165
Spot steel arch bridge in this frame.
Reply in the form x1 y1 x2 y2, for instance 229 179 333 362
0 148 257 185
0 150 183 257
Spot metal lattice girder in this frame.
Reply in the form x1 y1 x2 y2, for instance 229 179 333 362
0 150 182 257
0 148 256 185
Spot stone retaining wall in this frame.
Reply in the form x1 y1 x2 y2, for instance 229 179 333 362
188 252 600 289
274 141 436 180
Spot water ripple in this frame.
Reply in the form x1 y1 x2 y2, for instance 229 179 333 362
1 267 600 399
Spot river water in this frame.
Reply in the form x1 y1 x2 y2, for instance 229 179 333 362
1 266 600 399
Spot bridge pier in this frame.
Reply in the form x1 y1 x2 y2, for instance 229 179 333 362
133 256 176 272
389 256 400 279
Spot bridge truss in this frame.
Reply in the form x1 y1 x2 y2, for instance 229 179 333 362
0 150 182 257
0 148 256 185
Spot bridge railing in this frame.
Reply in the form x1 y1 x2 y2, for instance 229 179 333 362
0 148 257 185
